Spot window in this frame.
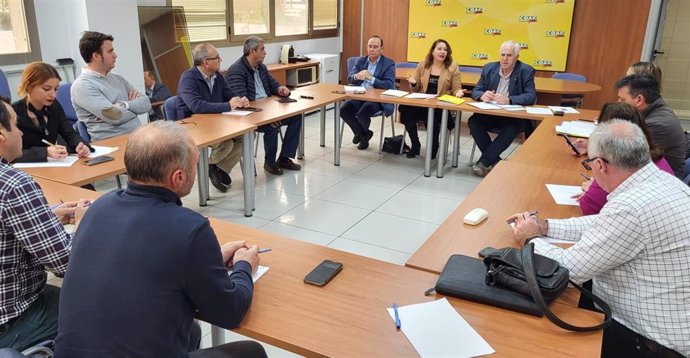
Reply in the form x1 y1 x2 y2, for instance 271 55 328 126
171 0 338 45
0 0 40 64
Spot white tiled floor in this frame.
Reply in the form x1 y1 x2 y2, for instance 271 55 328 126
56 109 526 357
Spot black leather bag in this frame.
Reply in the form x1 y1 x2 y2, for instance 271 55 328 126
480 243 612 332
381 135 409 154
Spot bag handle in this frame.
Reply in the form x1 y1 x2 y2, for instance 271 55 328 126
522 243 612 332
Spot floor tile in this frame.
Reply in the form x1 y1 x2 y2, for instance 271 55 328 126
315 179 398 210
260 221 337 246
327 237 410 266
404 175 478 201
300 156 368 179
376 190 459 224
215 187 307 220
260 171 342 197
340 212 439 254
347 164 421 190
277 198 370 236
200 207 270 229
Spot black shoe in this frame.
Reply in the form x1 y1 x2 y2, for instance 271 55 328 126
277 157 301 171
352 134 362 144
406 144 420 158
357 130 374 150
209 164 230 193
210 164 231 186
264 162 284 175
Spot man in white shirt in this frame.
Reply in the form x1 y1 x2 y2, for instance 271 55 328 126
509 120 690 358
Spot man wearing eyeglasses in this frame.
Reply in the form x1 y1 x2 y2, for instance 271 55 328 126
177 43 249 193
508 120 690 358
340 35 396 150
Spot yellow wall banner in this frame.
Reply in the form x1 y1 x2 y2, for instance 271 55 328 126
407 0 575 71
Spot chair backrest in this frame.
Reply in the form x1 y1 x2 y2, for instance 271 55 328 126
75 121 91 143
395 62 417 68
56 83 78 125
164 96 179 120
0 68 11 99
552 72 587 82
459 66 482 73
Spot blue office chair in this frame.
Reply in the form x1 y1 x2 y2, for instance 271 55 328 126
459 66 482 73
164 96 179 120
340 56 395 153
56 83 78 126
0 68 11 99
74 121 91 143
552 72 587 108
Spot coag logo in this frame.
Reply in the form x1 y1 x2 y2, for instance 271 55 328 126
426 0 442 6
517 42 529 50
466 7 483 14
535 59 553 67
484 28 501 36
471 53 488 60
410 32 427 39
441 20 459 27
519 15 538 23
545 30 566 37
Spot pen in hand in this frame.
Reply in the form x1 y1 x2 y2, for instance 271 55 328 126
506 210 539 224
258 248 271 254
580 173 591 181
393 302 401 329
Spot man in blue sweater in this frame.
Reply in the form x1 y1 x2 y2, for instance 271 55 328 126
177 43 250 192
55 121 266 358
226 36 302 176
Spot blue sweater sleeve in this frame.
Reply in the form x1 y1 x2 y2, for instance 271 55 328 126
184 220 253 329
178 71 231 114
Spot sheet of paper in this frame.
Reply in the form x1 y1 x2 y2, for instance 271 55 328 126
548 106 580 114
222 110 253 116
406 93 437 99
387 298 494 358
228 265 269 283
545 184 581 206
344 86 367 93
13 155 79 168
498 104 524 111
381 89 409 97
467 102 501 110
525 107 553 115
88 145 118 158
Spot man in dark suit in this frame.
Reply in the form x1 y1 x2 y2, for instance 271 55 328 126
340 35 396 150
468 40 537 176
143 71 172 121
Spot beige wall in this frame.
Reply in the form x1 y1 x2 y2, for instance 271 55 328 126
657 0 690 119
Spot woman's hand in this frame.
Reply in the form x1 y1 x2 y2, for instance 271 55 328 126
75 142 90 158
46 145 68 159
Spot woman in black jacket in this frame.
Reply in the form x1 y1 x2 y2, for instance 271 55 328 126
12 62 90 162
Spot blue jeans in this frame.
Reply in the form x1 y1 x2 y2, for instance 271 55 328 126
0 285 60 351
257 114 301 165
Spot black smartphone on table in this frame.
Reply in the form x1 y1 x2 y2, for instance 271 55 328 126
304 260 343 287
82 155 114 166
562 134 581 156
240 106 263 112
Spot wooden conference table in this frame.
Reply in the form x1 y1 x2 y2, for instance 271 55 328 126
38 178 603 357
396 68 602 105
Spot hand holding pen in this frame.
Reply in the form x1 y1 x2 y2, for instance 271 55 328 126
505 211 547 246
42 139 68 159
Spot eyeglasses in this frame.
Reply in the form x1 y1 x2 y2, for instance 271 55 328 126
581 157 609 170
205 56 221 62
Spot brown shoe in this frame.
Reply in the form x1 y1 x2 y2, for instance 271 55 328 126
264 162 284 175
277 157 301 171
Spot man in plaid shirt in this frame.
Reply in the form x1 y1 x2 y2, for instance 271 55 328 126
0 97 89 350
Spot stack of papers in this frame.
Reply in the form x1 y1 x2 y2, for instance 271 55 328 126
222 110 253 116
381 89 409 97
548 106 580 114
437 94 466 105
525 107 553 115
405 93 437 99
555 120 597 138
387 298 494 357
467 102 501 110
344 86 367 94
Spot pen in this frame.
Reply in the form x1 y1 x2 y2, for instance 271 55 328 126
506 210 539 224
41 139 56 146
580 173 591 181
258 248 272 254
300 95 314 99
393 303 401 329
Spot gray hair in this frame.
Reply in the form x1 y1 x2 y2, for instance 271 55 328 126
124 121 196 184
192 43 214 66
243 36 264 56
588 119 651 170
500 40 520 56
